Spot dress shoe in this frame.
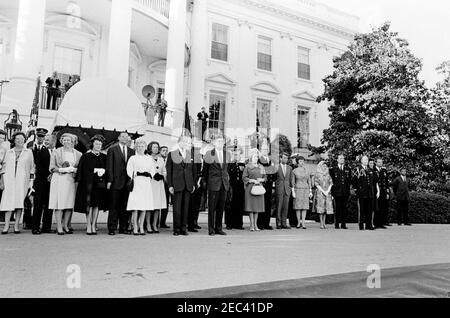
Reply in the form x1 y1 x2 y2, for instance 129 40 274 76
215 230 227 236
264 226 274 230
57 231 65 236
133 232 140 236
236 227 245 230
209 232 215 236
140 233 146 236
385 223 392 226
335 225 340 229
341 225 348 229
366 227 375 231
108 231 116 236
181 231 189 236
404 223 412 226
377 226 387 229
194 225 202 230
173 232 180 236
188 228 198 233
2 230 9 235
32 230 41 235
276 226 282 230
226 226 233 230
63 229 73 234
14 230 21 234
160 225 170 229
281 226 291 230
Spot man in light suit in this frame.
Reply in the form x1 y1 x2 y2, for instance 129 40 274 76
275 153 293 229
203 136 231 236
391 168 411 226
106 132 135 235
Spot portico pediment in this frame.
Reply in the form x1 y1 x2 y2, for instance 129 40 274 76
292 90 317 101
205 73 236 86
251 81 280 95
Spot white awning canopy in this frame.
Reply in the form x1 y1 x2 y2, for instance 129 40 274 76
51 78 147 134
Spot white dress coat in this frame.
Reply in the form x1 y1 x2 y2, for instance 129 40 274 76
149 155 167 210
0 148 35 211
126 154 154 211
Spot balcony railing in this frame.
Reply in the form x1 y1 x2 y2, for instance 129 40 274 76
134 0 170 18
39 86 66 111
142 103 174 127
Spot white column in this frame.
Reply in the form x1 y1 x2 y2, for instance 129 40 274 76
2 0 46 109
165 0 187 131
106 0 132 85
188 0 208 117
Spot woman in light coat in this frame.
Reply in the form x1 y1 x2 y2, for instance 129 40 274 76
48 133 82 235
127 138 154 235
314 161 334 229
1 132 35 234
146 141 167 233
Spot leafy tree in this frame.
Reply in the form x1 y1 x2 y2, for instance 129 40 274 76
316 22 439 191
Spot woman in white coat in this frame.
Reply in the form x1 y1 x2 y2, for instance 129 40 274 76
146 141 167 233
48 133 82 235
1 132 35 235
127 138 154 235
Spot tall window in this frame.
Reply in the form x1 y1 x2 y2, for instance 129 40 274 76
297 47 310 80
211 23 229 62
53 45 82 83
297 107 310 148
209 92 226 133
257 36 272 71
256 98 271 138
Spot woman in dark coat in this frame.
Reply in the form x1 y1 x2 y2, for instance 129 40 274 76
74 135 108 235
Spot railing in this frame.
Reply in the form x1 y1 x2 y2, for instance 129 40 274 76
134 0 170 19
142 103 173 127
39 86 66 111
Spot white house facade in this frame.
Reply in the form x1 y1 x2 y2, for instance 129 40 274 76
0 0 359 156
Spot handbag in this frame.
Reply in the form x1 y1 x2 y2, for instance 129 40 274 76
126 177 134 192
250 184 266 196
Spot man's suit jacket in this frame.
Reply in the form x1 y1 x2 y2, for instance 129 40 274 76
106 144 135 190
203 148 231 192
391 176 410 201
275 164 293 196
33 147 51 196
329 165 352 197
166 148 197 192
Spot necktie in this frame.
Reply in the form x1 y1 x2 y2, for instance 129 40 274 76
122 145 126 159
282 164 286 176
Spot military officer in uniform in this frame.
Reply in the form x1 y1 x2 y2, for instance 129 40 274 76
374 158 390 228
352 155 379 231
329 154 352 229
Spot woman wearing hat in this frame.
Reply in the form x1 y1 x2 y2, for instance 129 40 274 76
292 156 312 229
74 135 108 235
49 133 82 235
0 132 35 234
243 149 266 231
314 161 334 229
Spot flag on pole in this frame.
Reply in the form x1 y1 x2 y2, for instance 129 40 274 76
183 100 192 135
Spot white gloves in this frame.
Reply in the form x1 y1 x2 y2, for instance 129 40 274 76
94 168 106 177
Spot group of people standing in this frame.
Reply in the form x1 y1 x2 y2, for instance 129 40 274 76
0 128 411 237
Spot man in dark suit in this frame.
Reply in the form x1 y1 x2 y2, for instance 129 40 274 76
352 156 380 231
197 107 209 141
22 128 48 230
159 146 170 229
203 136 231 236
166 134 197 236
391 168 411 226
106 132 135 235
374 158 391 228
188 147 204 232
257 143 275 230
31 134 56 235
225 151 245 230
275 153 293 229
329 154 352 229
